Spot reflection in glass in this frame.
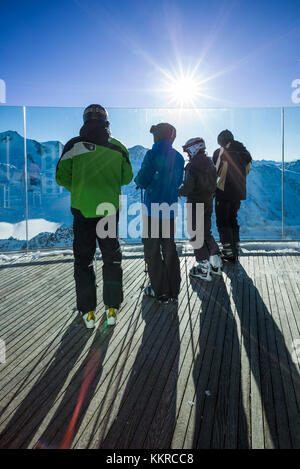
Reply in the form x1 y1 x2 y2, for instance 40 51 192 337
0 107 26 251
283 107 300 239
0 106 299 252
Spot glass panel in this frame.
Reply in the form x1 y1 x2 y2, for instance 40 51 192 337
0 106 26 252
104 107 284 242
283 106 300 239
109 107 283 241
1 105 286 251
25 106 83 249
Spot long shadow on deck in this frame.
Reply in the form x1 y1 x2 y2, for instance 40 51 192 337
227 263 300 449
190 261 300 449
0 314 114 449
99 297 180 449
190 272 249 449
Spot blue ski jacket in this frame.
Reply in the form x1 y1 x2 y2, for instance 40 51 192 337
135 139 184 218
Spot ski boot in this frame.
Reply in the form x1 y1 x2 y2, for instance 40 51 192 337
168 296 178 304
144 285 156 298
221 244 237 264
81 311 96 329
190 260 212 281
105 306 119 326
157 294 170 305
209 254 223 276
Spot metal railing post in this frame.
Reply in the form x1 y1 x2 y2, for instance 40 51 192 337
281 107 285 240
23 106 29 251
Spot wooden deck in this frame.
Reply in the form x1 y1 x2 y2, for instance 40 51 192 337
0 247 299 449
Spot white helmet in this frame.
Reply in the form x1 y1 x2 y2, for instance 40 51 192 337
182 137 206 158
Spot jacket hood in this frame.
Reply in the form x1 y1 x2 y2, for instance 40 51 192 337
189 151 212 170
152 139 174 151
79 120 111 146
228 140 247 152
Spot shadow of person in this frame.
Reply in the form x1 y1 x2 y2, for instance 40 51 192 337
225 261 300 449
189 272 249 449
99 296 180 449
0 314 113 449
35 315 115 449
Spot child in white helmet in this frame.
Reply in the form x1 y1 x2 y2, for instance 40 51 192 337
179 137 222 281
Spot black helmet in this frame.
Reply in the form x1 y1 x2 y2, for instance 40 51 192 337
150 123 176 142
217 129 234 146
83 104 109 126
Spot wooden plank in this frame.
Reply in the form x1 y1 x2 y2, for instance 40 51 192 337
236 257 251 448
209 256 249 448
0 262 74 344
259 254 292 448
0 251 299 449
222 258 245 449
0 257 141 400
195 263 237 448
248 252 265 448
78 256 191 450
0 260 69 321
181 263 234 449
0 256 141 381
172 275 220 448
0 258 144 448
133 258 209 449
253 253 277 449
170 258 218 448
266 253 300 448
27 258 150 449
95 259 190 449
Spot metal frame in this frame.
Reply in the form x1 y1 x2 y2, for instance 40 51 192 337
1 239 300 256
281 106 285 240
23 106 29 251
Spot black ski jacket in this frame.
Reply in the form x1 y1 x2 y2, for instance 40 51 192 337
179 152 217 203
212 140 252 201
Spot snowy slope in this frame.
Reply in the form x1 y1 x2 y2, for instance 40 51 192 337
0 219 61 240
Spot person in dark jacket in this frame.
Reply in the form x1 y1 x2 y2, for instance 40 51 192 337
179 137 222 281
135 123 184 304
56 104 133 328
212 130 252 263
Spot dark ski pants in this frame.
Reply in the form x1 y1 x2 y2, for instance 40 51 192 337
215 199 241 252
72 208 123 313
142 216 181 298
188 200 220 262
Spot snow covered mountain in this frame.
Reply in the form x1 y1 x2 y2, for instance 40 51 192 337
0 130 299 251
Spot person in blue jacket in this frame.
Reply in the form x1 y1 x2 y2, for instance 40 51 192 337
135 123 184 304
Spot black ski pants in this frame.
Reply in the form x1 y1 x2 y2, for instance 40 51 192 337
188 200 220 262
72 208 123 313
215 198 241 252
142 216 181 298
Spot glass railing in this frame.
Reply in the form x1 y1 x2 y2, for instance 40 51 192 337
0 105 299 252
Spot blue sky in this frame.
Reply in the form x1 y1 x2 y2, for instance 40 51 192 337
1 0 300 107
0 0 300 159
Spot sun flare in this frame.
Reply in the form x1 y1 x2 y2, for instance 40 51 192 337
169 76 201 106
161 71 203 107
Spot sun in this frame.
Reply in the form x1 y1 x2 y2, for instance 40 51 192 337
162 72 203 107
168 76 201 106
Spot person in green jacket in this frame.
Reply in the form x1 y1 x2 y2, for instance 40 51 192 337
56 104 133 328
